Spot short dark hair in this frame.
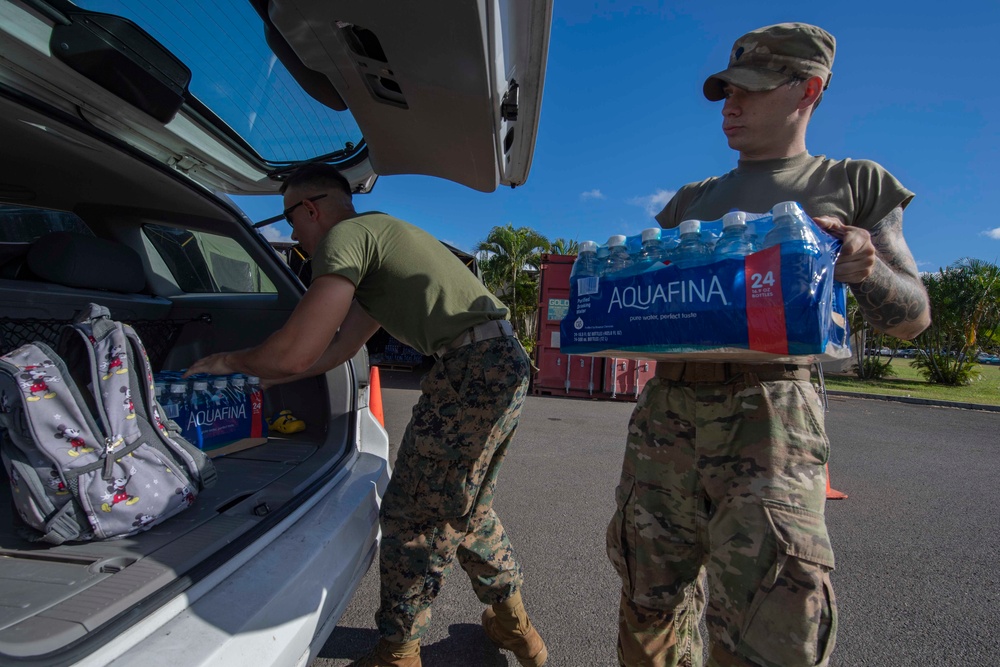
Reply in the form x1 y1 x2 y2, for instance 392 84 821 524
280 163 353 197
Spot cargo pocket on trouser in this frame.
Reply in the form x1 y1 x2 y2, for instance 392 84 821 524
383 444 482 522
739 499 838 667
606 474 636 596
606 473 702 609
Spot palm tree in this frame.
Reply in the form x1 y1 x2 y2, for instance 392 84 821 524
550 238 580 256
474 224 550 339
914 258 1000 384
956 258 1000 352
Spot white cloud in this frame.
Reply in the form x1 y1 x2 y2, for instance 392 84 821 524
580 189 605 200
259 225 293 244
982 227 1000 240
627 189 676 217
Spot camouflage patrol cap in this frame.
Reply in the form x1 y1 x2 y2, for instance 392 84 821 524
703 23 836 101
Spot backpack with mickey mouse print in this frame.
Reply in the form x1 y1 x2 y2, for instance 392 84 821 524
0 303 216 544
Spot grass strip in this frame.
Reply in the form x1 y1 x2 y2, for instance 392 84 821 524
822 359 1000 407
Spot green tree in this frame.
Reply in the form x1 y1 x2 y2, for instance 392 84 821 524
549 238 580 256
913 258 1000 385
474 224 550 341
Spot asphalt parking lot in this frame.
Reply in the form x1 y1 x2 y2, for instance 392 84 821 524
313 370 999 667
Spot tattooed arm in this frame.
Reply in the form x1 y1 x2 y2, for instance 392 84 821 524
813 208 931 340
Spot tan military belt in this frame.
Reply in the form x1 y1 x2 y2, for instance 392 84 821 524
435 319 515 358
655 361 809 384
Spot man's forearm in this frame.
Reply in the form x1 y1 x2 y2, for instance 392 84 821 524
850 260 930 339
849 207 930 340
224 344 302 380
257 305 381 388
258 333 361 388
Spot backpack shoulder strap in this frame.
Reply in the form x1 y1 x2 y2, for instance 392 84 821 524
120 323 216 489
63 305 140 467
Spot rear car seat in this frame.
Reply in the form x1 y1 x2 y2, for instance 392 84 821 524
25 231 146 293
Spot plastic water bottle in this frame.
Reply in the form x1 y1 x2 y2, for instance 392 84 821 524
595 244 609 270
190 380 212 409
246 376 268 438
762 201 820 256
671 220 711 268
230 375 247 402
762 201 822 307
189 379 213 448
229 375 249 419
602 235 632 278
211 376 231 406
164 382 188 420
571 241 600 279
632 228 665 273
570 240 601 295
714 211 754 259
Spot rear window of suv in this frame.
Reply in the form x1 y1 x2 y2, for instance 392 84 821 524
74 0 363 164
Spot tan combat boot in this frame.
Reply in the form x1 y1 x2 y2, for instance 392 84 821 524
349 638 421 667
481 591 548 666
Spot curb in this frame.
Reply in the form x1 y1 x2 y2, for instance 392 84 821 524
824 390 1000 413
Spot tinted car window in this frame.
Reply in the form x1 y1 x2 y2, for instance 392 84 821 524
143 224 277 293
0 204 92 243
75 0 363 164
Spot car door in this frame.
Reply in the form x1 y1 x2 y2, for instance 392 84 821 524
4 0 552 196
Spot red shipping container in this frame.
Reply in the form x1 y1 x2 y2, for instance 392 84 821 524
602 357 657 400
533 254 604 397
533 254 659 400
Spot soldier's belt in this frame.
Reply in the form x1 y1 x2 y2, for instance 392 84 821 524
435 319 514 358
655 361 809 384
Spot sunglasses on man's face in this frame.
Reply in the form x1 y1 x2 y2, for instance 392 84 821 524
283 194 328 224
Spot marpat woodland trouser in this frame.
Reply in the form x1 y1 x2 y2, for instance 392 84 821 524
376 335 529 642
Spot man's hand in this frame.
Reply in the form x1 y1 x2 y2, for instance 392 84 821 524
812 208 930 340
812 215 877 284
184 352 238 378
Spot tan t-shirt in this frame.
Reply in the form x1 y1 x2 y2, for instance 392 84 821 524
310 212 508 355
655 152 914 230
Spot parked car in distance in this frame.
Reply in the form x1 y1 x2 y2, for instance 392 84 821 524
0 0 552 665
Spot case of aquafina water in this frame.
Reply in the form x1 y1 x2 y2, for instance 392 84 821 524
151 372 268 454
561 201 849 362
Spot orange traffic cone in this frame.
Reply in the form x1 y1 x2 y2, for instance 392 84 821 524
369 366 385 427
825 463 847 500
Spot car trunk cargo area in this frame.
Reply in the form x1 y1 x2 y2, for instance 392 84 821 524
0 286 358 661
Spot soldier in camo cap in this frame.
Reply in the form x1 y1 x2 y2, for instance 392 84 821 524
702 23 835 102
605 23 930 667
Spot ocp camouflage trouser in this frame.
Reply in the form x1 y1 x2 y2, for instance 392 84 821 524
606 374 838 667
376 335 529 642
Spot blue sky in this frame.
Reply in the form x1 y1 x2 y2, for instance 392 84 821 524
233 0 1000 274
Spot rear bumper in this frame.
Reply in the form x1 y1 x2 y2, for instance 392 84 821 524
83 450 389 667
